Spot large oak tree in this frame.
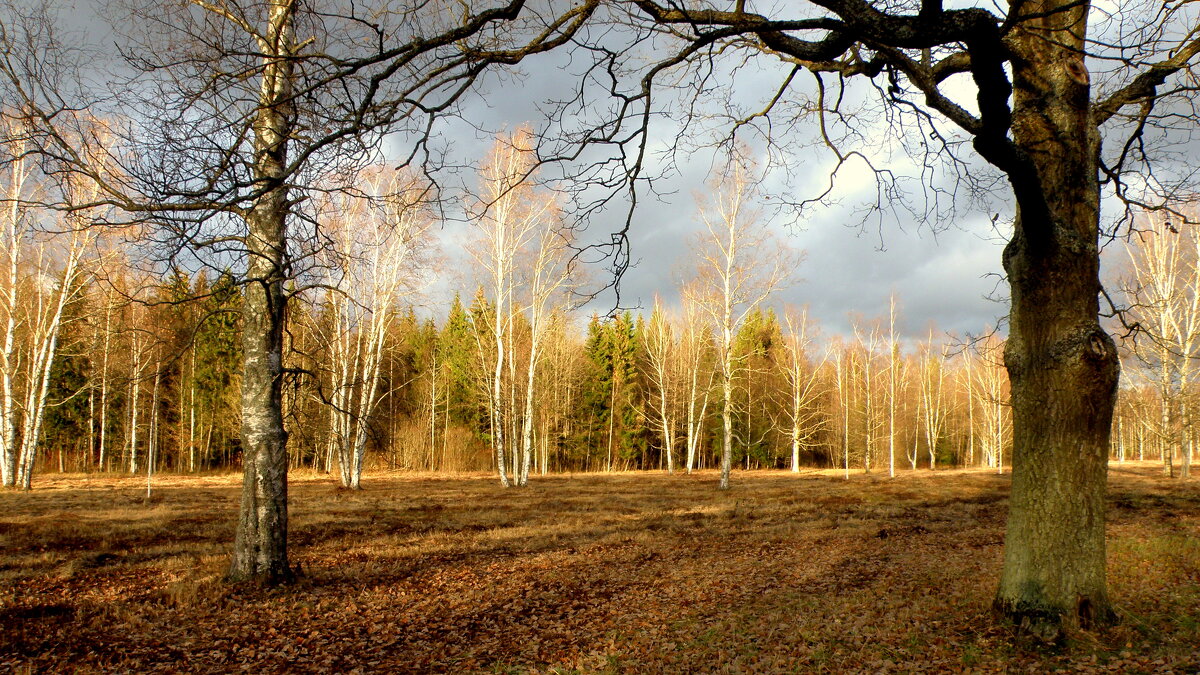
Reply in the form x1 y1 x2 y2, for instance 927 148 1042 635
530 0 1196 637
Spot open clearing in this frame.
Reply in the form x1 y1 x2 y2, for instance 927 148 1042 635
1 463 1198 673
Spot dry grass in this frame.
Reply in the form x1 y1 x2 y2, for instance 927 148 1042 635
0 463 1197 673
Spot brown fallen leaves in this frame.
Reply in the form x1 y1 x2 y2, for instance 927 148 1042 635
0 463 1197 673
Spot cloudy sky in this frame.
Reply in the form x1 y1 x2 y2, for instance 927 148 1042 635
57 1 1023 342
430 41 1017 342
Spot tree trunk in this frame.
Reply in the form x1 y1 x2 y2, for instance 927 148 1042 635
147 362 160 499
658 371 674 475
188 348 196 472
863 352 873 474
99 292 112 473
227 0 296 585
994 4 1119 634
719 366 732 490
229 202 292 582
1181 399 1191 480
128 370 140 474
519 324 542 487
686 365 698 474
1116 416 1124 464
492 312 510 487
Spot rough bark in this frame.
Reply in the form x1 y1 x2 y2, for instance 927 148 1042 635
993 2 1119 635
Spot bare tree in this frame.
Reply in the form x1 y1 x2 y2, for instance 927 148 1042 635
678 283 714 474
852 318 883 474
467 127 558 487
688 149 796 490
1 119 102 489
1120 209 1200 479
533 0 1200 632
917 330 949 470
309 168 434 489
886 295 900 478
962 332 1010 474
832 338 852 480
515 193 575 486
1 0 599 581
0 117 34 487
643 297 679 473
780 307 825 473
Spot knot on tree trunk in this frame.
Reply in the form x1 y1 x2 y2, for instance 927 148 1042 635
1042 325 1116 368
1086 332 1109 360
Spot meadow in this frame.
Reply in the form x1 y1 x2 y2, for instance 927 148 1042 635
1 463 1197 673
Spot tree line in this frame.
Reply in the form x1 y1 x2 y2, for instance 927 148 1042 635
5 131 1197 490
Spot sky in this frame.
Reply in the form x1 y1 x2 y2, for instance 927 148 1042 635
429 41 1016 342
56 1 1026 342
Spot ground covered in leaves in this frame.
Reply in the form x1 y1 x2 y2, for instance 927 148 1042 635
1 463 1198 673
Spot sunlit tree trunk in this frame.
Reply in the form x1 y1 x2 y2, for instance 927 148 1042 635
228 0 299 584
995 4 1120 629
0 123 33 487
644 299 677 474
188 347 196 472
146 355 161 498
127 310 144 475
887 295 898 477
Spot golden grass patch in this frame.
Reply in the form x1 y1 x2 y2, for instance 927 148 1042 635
0 463 1196 672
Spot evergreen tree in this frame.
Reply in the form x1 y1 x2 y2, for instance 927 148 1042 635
442 293 485 432
42 289 92 470
192 272 243 468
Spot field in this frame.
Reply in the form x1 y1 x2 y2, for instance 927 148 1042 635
1 463 1198 673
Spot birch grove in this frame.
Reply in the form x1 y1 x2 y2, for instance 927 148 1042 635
310 168 434 489
467 128 559 488
1121 210 1200 479
1 120 102 489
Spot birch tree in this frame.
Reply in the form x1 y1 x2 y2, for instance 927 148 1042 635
1121 210 1200 479
515 197 574 486
467 128 557 488
311 168 434 489
886 295 900 478
12 226 97 489
832 338 852 480
689 149 796 490
967 333 1010 473
917 330 949 470
0 118 35 487
1 120 102 489
678 284 714 474
780 307 825 472
643 297 679 473
852 319 883 474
